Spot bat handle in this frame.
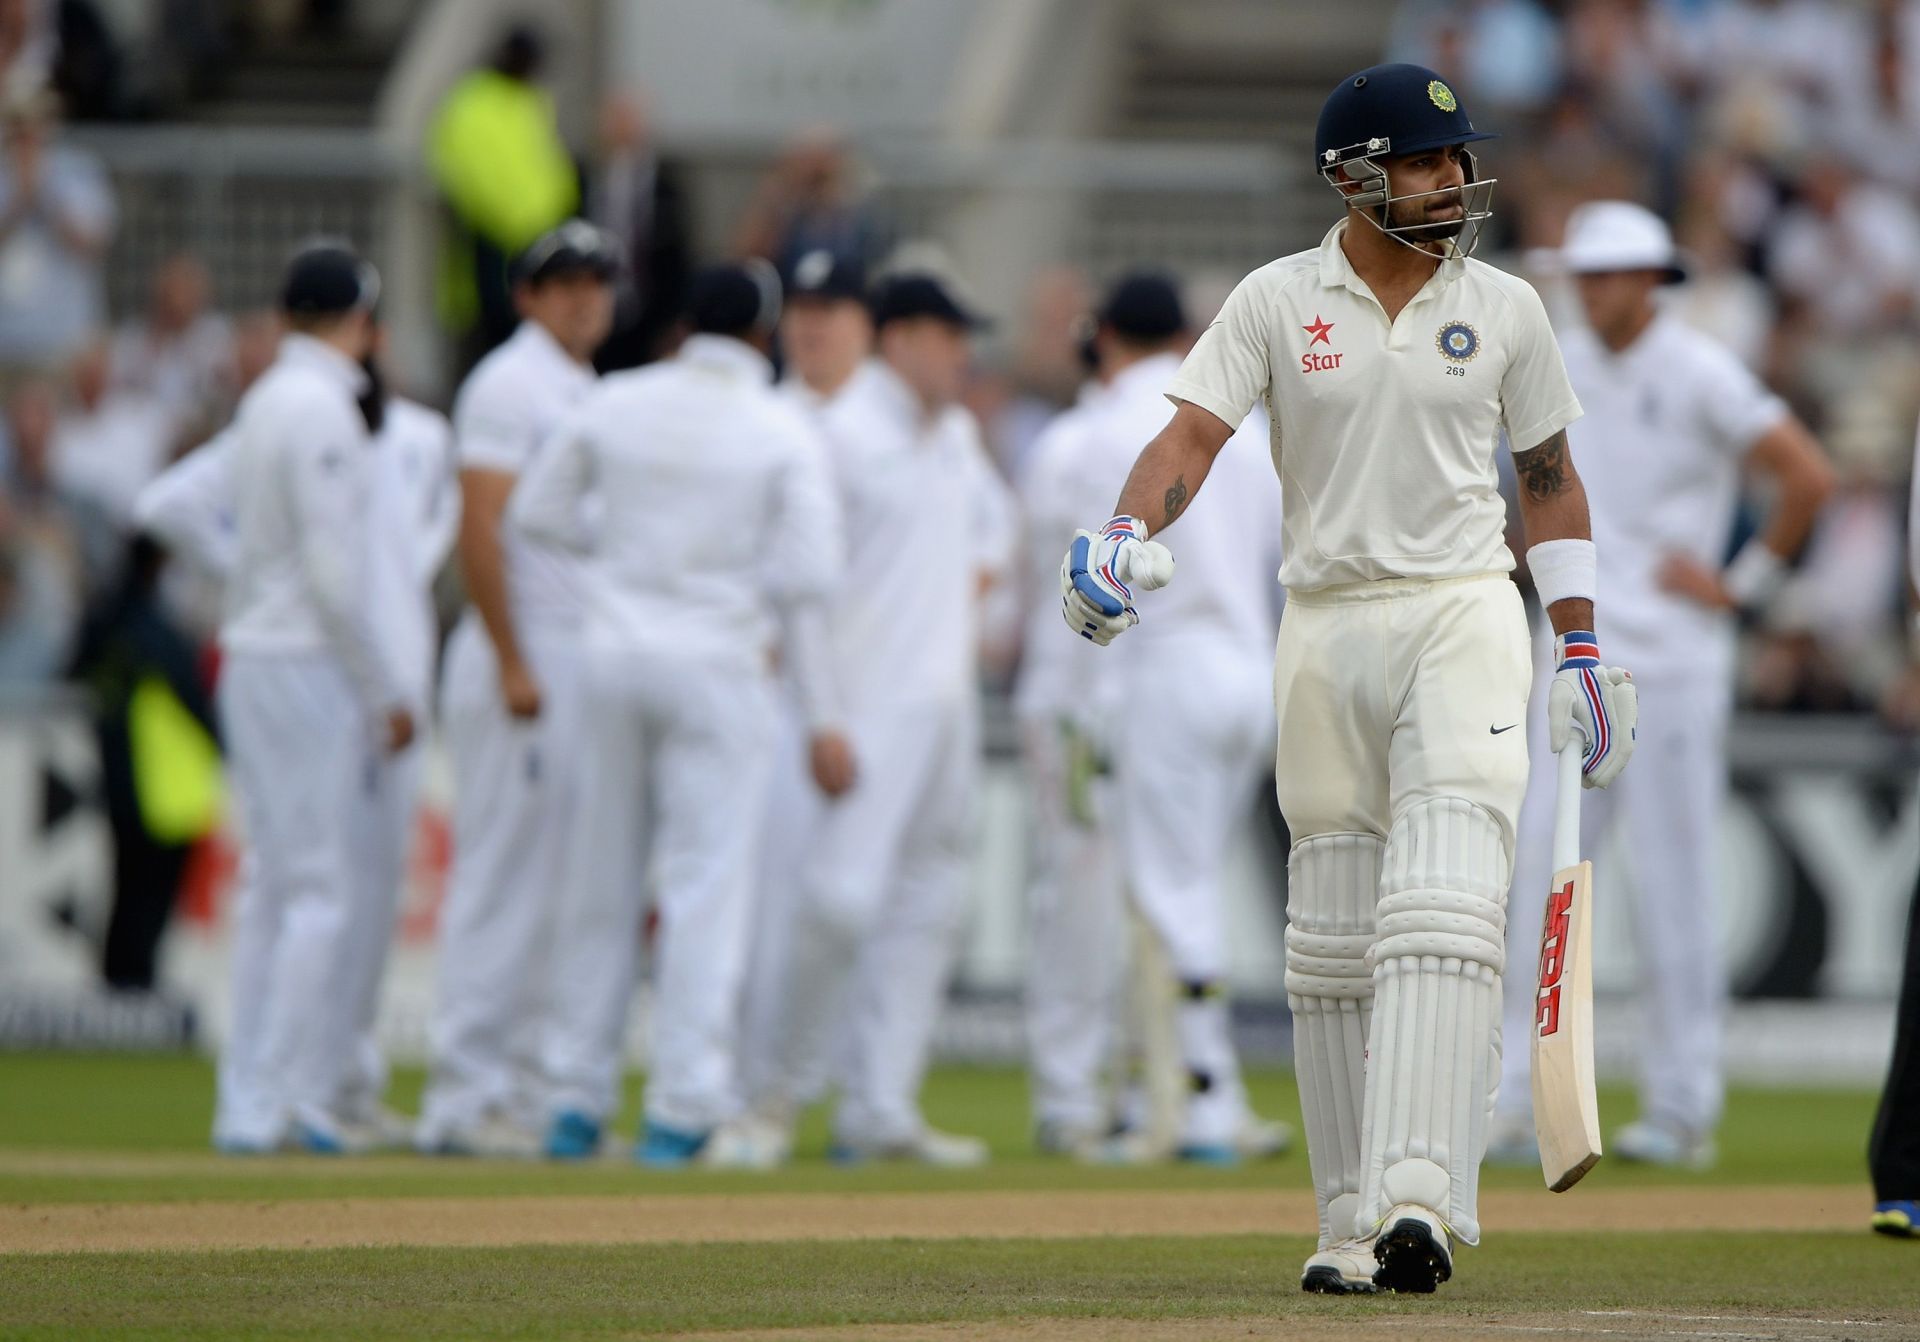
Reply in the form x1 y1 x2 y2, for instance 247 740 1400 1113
1552 724 1586 874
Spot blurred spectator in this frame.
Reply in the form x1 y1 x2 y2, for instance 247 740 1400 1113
110 253 237 441
0 88 114 371
587 92 691 372
733 132 891 281
429 25 579 367
230 309 282 393
0 499 76 686
0 0 51 106
4 372 112 593
49 337 177 535
1389 0 1563 116
974 265 1091 486
1678 0 1872 154
1768 158 1920 343
1668 178 1777 372
66 534 219 992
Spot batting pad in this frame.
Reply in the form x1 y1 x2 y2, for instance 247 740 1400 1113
1361 797 1509 1245
1285 831 1381 1247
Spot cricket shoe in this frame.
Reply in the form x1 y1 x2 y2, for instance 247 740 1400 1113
1872 1200 1918 1238
1612 1119 1715 1171
1235 1115 1294 1161
1301 1237 1380 1295
830 1126 989 1168
634 1119 781 1170
1078 1128 1173 1166
334 1104 414 1155
1372 1204 1454 1294
544 1109 606 1161
1483 1111 1540 1168
420 1113 543 1159
1033 1118 1106 1159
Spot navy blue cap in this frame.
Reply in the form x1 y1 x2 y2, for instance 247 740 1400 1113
870 271 991 332
788 247 867 303
1314 63 1496 171
1097 270 1186 341
687 259 782 336
511 219 622 288
281 241 380 317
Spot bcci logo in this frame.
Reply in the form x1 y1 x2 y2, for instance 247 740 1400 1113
1436 321 1480 362
1428 80 1457 112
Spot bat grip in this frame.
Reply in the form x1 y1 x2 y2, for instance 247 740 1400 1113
1552 723 1586 873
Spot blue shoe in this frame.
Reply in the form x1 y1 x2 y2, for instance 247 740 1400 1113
635 1121 709 1168
1872 1200 1918 1238
290 1121 344 1155
1176 1142 1241 1167
545 1110 603 1160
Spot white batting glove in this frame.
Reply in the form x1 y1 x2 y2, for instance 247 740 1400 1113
1060 515 1175 645
1547 630 1638 789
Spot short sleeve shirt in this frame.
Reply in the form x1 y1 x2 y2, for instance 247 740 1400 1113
1166 222 1582 592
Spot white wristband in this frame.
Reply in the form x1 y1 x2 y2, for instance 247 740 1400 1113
1526 538 1598 610
1722 539 1786 611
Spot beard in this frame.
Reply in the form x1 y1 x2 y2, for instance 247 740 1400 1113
1386 192 1468 240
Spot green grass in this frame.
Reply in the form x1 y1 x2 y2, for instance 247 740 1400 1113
0 1055 1883 1205
0 1233 1914 1341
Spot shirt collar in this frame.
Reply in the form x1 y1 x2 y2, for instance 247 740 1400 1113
1109 350 1184 398
1317 220 1465 302
679 334 773 383
512 318 592 378
277 333 368 396
864 357 933 426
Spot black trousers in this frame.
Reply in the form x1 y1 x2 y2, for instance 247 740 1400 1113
97 729 188 993
1870 870 1920 1201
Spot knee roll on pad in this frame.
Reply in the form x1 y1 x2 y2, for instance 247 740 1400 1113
1284 832 1383 1248
1373 798 1509 973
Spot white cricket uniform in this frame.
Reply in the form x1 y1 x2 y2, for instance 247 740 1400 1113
1498 314 1787 1139
511 334 841 1135
209 335 411 1149
419 320 595 1146
746 358 1015 1148
1168 222 1581 1245
138 400 458 1135
1014 383 1128 1137
1080 353 1287 1149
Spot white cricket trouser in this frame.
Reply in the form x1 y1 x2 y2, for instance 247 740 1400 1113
214 652 385 1147
1276 574 1531 1246
1499 655 1730 1137
1111 637 1272 1147
542 644 776 1133
751 697 977 1147
1020 711 1125 1135
418 615 581 1140
335 742 420 1122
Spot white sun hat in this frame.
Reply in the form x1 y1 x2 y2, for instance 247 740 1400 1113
1557 200 1689 284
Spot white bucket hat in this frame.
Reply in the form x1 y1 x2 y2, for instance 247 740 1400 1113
1557 200 1688 284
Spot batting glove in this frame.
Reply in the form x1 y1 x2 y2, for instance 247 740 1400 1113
1060 515 1175 645
1548 630 1638 790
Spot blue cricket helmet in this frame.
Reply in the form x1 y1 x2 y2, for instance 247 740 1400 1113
1314 63 1499 259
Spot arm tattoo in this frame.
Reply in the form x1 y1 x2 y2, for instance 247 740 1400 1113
1516 432 1572 503
1162 475 1189 530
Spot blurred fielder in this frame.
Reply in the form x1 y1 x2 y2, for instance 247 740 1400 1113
417 221 618 1157
746 266 1014 1166
1491 202 1833 1171
513 262 842 1168
206 243 418 1153
1061 65 1637 1294
136 348 458 1153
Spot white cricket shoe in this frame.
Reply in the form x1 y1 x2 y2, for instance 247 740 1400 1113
420 1112 544 1159
1236 1115 1294 1161
1301 1236 1380 1295
1372 1204 1454 1294
1483 1111 1540 1167
832 1126 989 1168
697 1116 788 1171
1079 1128 1173 1166
1034 1118 1107 1159
1612 1119 1716 1171
335 1104 414 1155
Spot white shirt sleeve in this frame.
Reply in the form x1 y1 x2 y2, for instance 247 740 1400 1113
766 413 846 729
506 409 597 553
411 412 463 578
1690 341 1790 457
454 370 535 475
1166 272 1273 431
287 397 398 715
1499 279 1584 452
134 431 237 577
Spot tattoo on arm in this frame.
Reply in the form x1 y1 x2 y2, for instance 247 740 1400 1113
1162 475 1189 530
1516 432 1572 503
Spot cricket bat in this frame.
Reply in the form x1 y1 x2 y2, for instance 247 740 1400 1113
1531 729 1602 1192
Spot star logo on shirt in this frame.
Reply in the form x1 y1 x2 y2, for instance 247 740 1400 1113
1303 315 1335 347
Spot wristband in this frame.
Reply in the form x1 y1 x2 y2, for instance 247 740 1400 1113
1102 515 1150 543
1525 538 1597 610
1555 630 1601 669
1721 539 1787 610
